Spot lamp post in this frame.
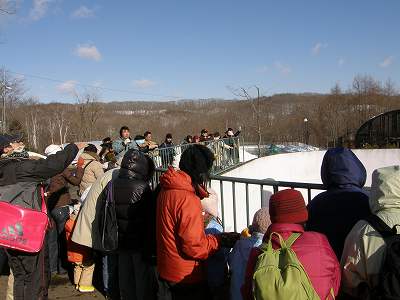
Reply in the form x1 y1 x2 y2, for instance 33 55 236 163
2 69 12 133
303 118 309 145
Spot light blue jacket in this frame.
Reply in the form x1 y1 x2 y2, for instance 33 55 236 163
112 137 138 160
228 232 264 300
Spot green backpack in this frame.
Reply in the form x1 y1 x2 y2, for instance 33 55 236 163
252 232 320 300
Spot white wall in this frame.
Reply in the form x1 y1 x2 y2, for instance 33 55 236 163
212 149 400 232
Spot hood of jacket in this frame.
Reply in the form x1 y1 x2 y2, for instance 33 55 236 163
369 165 400 213
160 167 195 193
119 149 153 181
81 151 99 163
321 147 366 191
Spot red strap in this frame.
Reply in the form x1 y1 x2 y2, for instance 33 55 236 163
40 186 47 215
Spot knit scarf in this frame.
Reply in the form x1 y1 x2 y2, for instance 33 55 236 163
1 150 30 159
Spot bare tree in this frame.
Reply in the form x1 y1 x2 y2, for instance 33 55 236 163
0 68 26 132
48 117 56 144
21 102 41 151
230 86 263 157
75 91 103 141
5 74 399 152
55 109 69 145
318 83 345 146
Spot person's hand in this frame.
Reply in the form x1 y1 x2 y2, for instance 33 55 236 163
219 232 241 248
75 142 87 150
77 157 85 168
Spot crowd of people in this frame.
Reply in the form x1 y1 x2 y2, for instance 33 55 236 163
96 126 240 169
0 128 399 300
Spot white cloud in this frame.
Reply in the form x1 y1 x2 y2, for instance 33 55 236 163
71 6 95 19
311 42 328 56
29 0 53 21
57 80 77 95
74 44 102 61
274 61 292 75
379 56 394 68
132 79 156 89
338 58 345 66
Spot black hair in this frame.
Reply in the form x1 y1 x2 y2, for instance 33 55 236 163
179 144 214 195
119 126 130 137
144 131 152 137
84 144 98 153
102 137 112 144
185 135 193 142
165 133 172 139
99 147 108 160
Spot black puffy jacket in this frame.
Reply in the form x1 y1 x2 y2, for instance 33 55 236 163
113 149 154 250
0 144 78 210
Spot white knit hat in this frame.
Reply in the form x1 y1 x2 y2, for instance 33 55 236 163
44 144 62 156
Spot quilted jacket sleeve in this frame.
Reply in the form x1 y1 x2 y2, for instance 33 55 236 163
176 194 220 260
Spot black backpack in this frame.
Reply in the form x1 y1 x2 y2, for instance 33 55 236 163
364 214 400 300
92 180 118 252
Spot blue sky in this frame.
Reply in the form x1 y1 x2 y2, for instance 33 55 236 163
0 0 399 102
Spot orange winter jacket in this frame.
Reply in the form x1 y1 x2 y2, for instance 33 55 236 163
156 167 221 284
65 214 92 263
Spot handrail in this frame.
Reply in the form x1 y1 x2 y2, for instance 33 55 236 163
210 174 326 190
155 168 325 191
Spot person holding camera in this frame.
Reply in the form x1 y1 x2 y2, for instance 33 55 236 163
112 126 139 160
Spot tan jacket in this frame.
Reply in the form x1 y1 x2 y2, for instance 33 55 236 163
341 166 400 297
79 152 104 195
72 168 119 248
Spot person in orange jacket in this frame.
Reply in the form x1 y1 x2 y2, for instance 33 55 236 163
156 144 240 300
65 209 95 293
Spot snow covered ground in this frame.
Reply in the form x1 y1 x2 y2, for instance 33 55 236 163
212 148 400 232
